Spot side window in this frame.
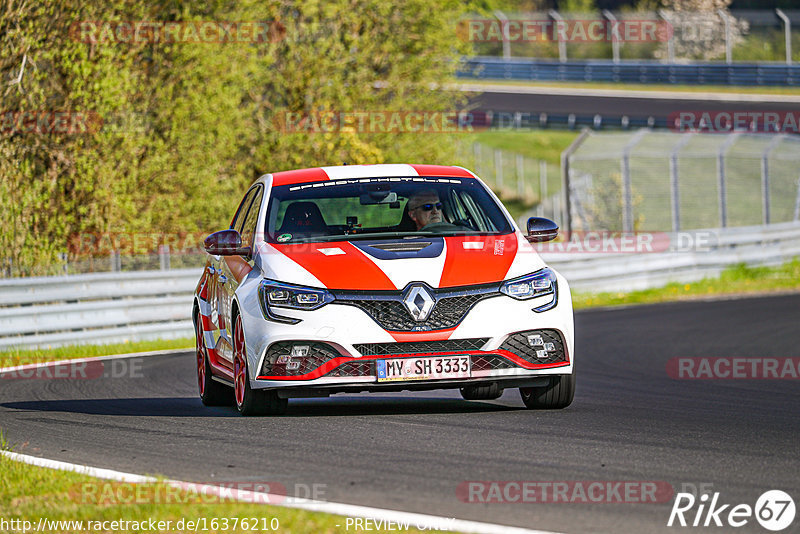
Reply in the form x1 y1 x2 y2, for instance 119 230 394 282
240 187 264 248
230 189 257 233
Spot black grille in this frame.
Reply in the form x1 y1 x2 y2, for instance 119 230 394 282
326 361 376 377
332 283 500 332
354 338 489 357
470 355 516 372
499 330 567 365
260 342 341 376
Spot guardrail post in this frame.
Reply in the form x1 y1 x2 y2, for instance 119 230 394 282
717 134 739 229
670 133 695 232
549 10 567 63
560 129 591 233
776 9 792 65
794 177 800 222
761 135 785 225
621 129 648 232
603 10 620 64
159 244 171 271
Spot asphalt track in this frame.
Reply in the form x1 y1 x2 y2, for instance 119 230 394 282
1 294 799 533
468 87 800 124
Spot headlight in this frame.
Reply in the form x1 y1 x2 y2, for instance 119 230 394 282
258 280 334 323
500 268 558 312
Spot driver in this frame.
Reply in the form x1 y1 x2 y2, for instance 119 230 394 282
407 190 445 230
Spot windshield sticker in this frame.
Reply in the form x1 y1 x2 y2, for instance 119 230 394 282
277 233 292 242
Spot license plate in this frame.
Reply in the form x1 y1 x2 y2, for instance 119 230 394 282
376 356 471 382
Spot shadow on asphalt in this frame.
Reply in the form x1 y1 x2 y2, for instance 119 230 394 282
1 396 518 417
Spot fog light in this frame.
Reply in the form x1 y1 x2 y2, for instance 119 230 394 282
292 345 309 358
527 334 544 347
536 350 548 359
544 342 555 351
286 359 301 371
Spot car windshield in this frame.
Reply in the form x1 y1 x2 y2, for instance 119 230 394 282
264 176 513 244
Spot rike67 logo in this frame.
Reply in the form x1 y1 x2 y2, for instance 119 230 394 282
668 490 795 531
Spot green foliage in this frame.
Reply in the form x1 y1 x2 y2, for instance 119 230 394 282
1 0 472 276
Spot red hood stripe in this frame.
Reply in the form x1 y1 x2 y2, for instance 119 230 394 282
274 241 395 290
408 165 473 178
439 234 518 287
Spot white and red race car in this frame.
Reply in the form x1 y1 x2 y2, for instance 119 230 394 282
193 164 574 415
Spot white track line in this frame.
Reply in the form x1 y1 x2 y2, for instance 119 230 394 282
1 450 560 534
0 348 190 376
452 82 800 103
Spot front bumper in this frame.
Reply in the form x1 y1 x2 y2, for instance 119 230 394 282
237 271 575 392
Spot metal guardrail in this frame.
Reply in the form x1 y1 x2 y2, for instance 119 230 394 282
459 57 800 86
1 222 798 350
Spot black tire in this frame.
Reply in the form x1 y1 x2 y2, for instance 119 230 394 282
460 383 503 400
520 372 575 409
233 315 288 416
195 314 233 406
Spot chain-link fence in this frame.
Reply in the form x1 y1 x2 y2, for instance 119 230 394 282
455 141 562 222
565 129 800 233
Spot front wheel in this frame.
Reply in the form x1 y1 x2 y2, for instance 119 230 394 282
520 372 575 409
233 315 288 416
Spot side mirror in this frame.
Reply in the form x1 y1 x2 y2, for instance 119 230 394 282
204 230 251 256
526 217 558 243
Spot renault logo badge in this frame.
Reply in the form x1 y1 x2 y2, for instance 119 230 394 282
403 284 435 322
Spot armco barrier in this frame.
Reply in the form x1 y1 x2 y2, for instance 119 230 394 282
0 222 798 350
458 57 800 86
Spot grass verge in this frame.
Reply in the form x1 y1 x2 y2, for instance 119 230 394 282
0 440 427 533
572 259 800 310
0 338 194 368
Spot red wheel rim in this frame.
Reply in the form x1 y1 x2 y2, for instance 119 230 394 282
234 318 246 407
195 321 206 397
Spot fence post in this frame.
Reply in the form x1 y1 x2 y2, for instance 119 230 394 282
495 10 511 60
776 9 792 65
621 129 648 232
658 10 674 63
717 134 739 229
549 10 568 63
794 177 800 222
474 143 482 178
603 10 620 64
718 10 732 64
560 129 591 234
494 149 503 190
159 244 171 271
110 250 121 272
516 154 525 197
670 133 695 232
761 135 785 225
540 160 548 203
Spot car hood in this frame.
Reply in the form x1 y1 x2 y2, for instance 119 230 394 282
256 232 546 290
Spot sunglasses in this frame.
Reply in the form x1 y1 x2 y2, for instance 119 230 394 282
412 202 443 212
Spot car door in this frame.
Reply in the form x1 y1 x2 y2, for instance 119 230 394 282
219 185 264 353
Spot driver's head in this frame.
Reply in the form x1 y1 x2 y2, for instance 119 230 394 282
407 190 443 230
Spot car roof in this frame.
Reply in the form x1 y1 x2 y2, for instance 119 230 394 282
266 164 476 187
